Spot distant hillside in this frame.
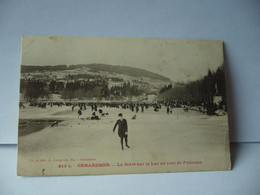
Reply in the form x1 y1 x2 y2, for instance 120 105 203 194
21 64 170 82
20 65 68 73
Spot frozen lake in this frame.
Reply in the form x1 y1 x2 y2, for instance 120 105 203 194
17 104 231 176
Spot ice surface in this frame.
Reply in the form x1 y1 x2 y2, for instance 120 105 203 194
17 105 230 175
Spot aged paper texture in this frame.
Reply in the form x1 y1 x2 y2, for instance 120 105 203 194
17 36 231 176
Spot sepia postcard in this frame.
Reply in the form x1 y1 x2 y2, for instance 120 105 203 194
17 36 231 176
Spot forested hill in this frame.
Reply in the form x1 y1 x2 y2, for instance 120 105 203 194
21 64 170 82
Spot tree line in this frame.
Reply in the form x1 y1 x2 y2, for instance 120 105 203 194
158 66 227 115
20 78 143 101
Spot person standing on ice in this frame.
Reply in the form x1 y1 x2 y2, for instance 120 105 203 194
113 113 130 150
78 109 82 119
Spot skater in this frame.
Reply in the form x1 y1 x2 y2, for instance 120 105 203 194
167 105 170 114
113 113 130 150
169 106 173 114
131 104 134 112
78 109 82 119
135 105 139 113
91 112 100 120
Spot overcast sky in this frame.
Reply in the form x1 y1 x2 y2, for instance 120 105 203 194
21 36 224 83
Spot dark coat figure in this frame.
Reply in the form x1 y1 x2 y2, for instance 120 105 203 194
131 105 134 112
98 109 103 114
113 113 130 150
135 105 139 113
91 112 99 120
78 109 82 119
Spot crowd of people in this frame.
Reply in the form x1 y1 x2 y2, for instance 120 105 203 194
19 98 227 117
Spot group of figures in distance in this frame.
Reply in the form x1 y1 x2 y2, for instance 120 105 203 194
19 63 227 116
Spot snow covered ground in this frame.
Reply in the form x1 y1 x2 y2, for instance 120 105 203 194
17 104 231 176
